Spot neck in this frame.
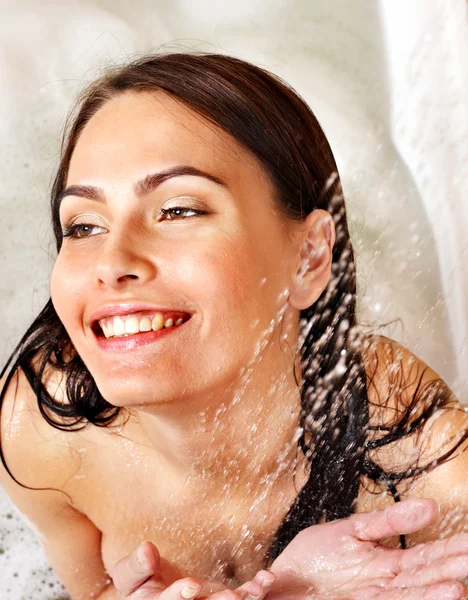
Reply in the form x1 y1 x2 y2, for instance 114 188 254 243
124 348 305 500
113 303 311 525
147 376 300 475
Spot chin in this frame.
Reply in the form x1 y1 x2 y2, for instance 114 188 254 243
94 375 185 409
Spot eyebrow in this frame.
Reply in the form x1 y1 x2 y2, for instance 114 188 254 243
56 165 228 206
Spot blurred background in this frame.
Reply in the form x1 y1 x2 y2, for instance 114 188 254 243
0 0 467 597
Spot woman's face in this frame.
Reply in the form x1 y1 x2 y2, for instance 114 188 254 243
51 91 304 409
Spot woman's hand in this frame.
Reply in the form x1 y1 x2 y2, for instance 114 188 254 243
269 498 468 600
110 540 276 600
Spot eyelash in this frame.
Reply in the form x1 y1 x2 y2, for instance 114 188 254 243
160 207 207 220
61 207 208 239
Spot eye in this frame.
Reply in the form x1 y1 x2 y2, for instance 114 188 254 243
160 207 207 220
62 223 107 239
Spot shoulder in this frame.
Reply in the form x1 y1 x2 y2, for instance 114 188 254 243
0 357 79 492
359 335 468 542
361 335 455 426
0 364 112 599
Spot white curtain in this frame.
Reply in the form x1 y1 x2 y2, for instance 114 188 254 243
0 1 466 597
379 0 468 394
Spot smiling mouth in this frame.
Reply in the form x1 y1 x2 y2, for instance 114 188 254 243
92 311 192 340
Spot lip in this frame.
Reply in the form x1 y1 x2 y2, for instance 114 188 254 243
88 302 192 327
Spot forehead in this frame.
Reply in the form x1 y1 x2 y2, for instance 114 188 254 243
68 91 267 188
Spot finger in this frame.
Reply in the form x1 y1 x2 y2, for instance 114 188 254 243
235 570 276 599
151 578 253 600
359 581 466 600
110 541 161 596
250 570 276 588
397 533 468 571
204 590 249 600
353 532 468 582
392 555 468 588
352 499 439 541
142 577 201 600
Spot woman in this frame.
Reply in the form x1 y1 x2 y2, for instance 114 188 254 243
1 52 467 600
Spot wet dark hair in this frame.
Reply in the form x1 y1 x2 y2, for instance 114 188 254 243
1 52 466 566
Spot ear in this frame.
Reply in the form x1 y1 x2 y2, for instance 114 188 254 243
289 209 335 311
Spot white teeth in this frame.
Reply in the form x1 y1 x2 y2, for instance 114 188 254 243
113 317 125 336
152 313 164 331
125 316 140 335
107 320 114 337
97 312 187 339
140 317 152 332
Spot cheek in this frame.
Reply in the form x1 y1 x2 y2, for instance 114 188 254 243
50 253 88 333
187 237 275 340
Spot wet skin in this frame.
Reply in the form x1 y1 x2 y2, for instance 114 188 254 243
1 91 467 598
50 89 335 582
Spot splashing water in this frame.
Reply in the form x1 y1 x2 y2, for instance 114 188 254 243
2 1 468 598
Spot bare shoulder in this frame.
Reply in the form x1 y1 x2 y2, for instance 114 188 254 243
358 335 468 541
0 361 113 600
361 335 458 425
0 356 80 492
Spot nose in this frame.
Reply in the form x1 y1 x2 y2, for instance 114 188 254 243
94 230 157 289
